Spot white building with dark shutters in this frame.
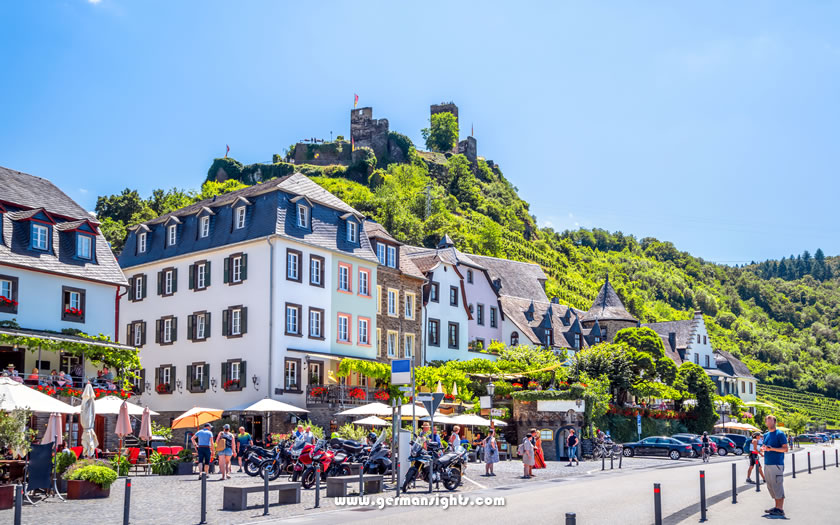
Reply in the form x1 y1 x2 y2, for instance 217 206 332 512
119 173 378 434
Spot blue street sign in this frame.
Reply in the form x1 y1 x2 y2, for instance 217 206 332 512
636 414 642 437
391 359 411 385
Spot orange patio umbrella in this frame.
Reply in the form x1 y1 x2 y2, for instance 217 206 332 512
171 407 224 429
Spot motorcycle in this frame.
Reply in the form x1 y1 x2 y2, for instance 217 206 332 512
298 439 345 489
402 438 462 492
261 439 302 481
243 444 276 477
362 431 391 475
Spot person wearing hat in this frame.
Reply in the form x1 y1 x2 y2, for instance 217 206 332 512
191 423 216 479
746 431 765 484
7 364 23 383
216 424 235 480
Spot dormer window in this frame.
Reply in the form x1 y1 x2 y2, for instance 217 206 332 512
297 204 309 228
387 246 396 268
377 243 386 265
347 221 358 243
138 232 147 253
31 223 49 251
200 216 210 238
76 234 93 260
235 206 246 229
167 224 177 246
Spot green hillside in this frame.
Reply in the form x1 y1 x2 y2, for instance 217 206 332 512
95 140 840 404
757 384 840 427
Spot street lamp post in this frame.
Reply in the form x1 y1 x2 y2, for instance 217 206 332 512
487 382 495 431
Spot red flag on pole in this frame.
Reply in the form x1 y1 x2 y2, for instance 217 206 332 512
354 94 359 108
225 144 230 158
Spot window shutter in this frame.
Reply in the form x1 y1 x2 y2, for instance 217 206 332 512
155 319 161 344
205 312 211 339
141 322 147 346
139 369 146 394
170 366 176 388
240 361 247 389
189 264 195 290
172 268 178 293
186 365 193 391
222 309 229 336
221 362 228 386
128 278 135 301
241 307 248 335
141 275 147 299
187 315 194 341
202 365 209 391
126 323 133 345
154 367 160 388
205 261 211 287
223 257 230 283
157 271 163 295
171 317 178 342
241 254 248 280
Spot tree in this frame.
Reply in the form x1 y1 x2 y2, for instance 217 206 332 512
783 412 808 435
614 327 666 359
99 217 127 253
95 188 146 225
674 362 718 433
447 155 481 207
656 357 678 385
421 112 459 152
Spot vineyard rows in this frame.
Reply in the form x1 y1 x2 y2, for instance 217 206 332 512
757 383 840 425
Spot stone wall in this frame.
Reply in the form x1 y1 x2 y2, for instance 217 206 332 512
292 141 352 166
512 398 585 461
458 136 477 163
375 266 424 367
581 319 638 343
350 107 390 160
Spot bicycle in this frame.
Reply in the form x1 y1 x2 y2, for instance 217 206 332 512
701 445 711 463
593 442 622 460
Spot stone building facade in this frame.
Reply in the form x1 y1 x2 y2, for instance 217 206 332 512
350 107 390 160
512 398 585 462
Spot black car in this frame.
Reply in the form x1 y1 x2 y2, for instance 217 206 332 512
717 433 749 455
709 435 737 456
671 434 716 458
622 436 693 460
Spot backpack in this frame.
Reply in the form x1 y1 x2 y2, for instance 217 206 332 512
215 433 227 451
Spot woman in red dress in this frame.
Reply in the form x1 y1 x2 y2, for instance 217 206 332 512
533 434 547 469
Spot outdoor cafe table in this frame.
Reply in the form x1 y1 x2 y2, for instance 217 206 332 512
0 460 27 484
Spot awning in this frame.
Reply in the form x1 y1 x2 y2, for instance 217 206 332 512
0 327 137 351
286 348 378 363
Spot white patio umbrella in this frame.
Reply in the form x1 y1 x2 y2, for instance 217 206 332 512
0 377 75 413
115 400 132 455
138 407 153 443
237 398 309 437
398 403 430 418
336 402 392 416
435 381 444 394
451 382 458 397
419 413 459 425
353 416 390 427
41 412 63 446
80 383 99 458
449 414 508 427
71 395 159 416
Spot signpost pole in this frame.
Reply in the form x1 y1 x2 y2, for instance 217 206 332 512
411 362 417 436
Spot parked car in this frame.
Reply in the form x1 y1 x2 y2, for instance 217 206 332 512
815 433 830 443
709 435 737 456
622 436 693 460
796 434 821 443
717 433 749 455
672 434 717 458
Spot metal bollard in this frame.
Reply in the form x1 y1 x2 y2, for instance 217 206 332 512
565 512 576 525
601 455 605 471
200 472 207 525
263 468 270 515
14 484 22 525
836 449 838 468
314 462 321 509
123 479 132 525
808 451 812 474
619 452 623 469
755 460 760 492
731 463 737 504
653 483 662 525
610 454 614 470
823 450 826 470
792 452 796 478
699 471 707 522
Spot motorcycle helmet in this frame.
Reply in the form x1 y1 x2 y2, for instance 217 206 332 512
367 432 377 443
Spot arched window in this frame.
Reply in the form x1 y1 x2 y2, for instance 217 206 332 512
510 332 519 346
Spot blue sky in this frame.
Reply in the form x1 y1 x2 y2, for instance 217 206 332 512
2 1 839 264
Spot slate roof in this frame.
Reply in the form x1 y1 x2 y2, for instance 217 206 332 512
0 166 94 220
581 275 637 323
714 350 755 379
119 173 377 269
363 221 401 245
0 167 127 285
499 296 588 350
468 254 548 301
402 245 485 270
644 319 694 352
398 246 425 280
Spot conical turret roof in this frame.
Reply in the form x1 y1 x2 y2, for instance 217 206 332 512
581 275 637 323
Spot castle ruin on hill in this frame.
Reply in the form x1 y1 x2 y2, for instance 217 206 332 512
289 102 481 167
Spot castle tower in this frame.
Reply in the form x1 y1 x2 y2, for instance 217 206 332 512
350 107 389 160
580 274 638 342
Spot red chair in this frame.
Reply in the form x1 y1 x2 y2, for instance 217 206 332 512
169 446 183 456
157 446 171 456
127 447 141 464
70 446 83 459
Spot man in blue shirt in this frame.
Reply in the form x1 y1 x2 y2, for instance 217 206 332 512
191 423 215 479
761 415 789 517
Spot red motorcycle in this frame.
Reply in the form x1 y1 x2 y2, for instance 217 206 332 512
294 439 350 488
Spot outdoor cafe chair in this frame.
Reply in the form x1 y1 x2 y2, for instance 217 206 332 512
24 443 62 504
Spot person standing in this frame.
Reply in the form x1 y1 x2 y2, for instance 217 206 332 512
533 431 546 469
472 432 484 462
429 426 442 446
746 432 765 483
448 426 461 451
567 428 579 466
191 423 215 480
519 429 535 478
236 427 252 473
483 429 499 476
701 431 711 463
302 425 316 445
215 424 235 481
761 415 789 517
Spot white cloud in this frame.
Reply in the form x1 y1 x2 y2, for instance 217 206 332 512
88 0 102 4
78 188 89 194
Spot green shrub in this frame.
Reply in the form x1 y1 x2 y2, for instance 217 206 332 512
295 420 325 440
110 455 131 476
63 459 112 479
54 450 77 475
336 423 368 442
66 465 118 489
149 452 177 475
178 448 194 463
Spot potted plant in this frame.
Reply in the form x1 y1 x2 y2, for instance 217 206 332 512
65 464 117 499
176 448 195 475
54 449 77 493
0 408 33 509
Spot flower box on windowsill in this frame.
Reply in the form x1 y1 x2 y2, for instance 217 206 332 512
156 384 172 395
64 307 84 317
223 380 242 392
0 296 18 314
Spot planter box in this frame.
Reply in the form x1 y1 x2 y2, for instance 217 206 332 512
0 485 14 510
176 462 194 475
67 479 110 500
